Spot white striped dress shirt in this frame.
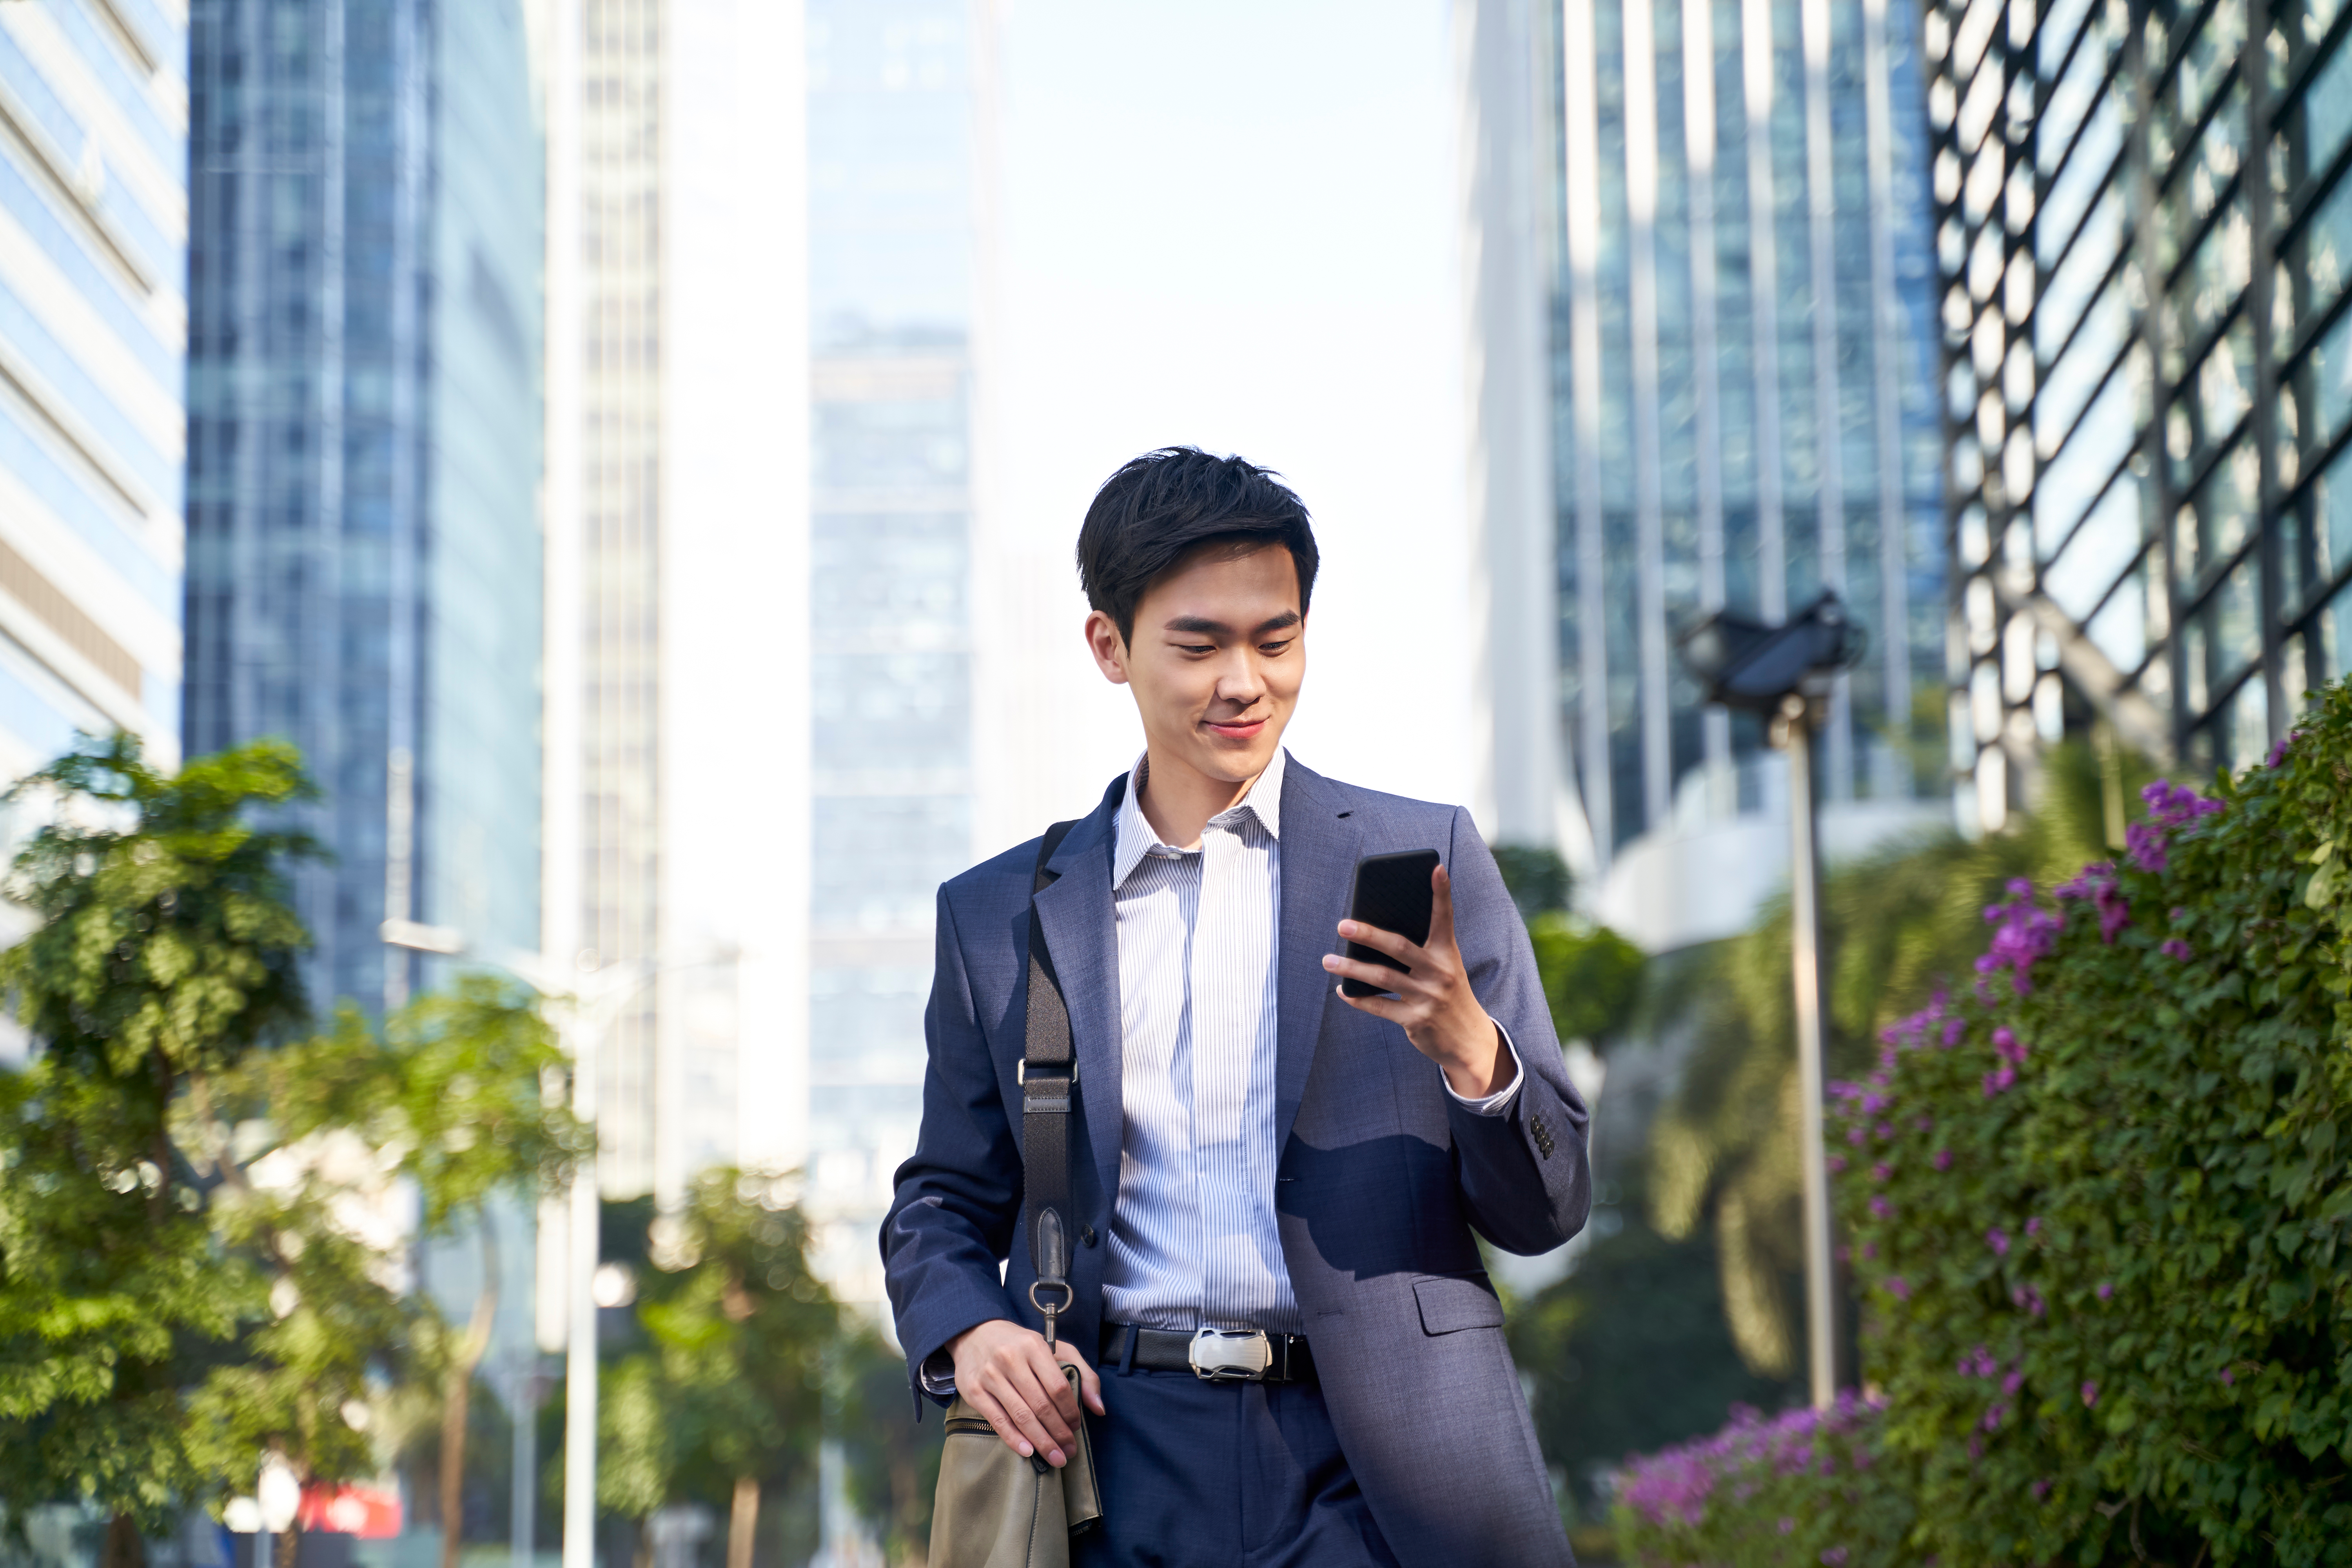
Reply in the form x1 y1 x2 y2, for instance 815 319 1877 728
1102 749 1523 1336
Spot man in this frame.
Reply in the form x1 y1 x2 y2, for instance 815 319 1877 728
882 448 1589 1565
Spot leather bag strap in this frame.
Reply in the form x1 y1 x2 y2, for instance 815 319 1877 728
1021 819 1081 1341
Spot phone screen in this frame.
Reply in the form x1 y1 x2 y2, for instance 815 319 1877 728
1340 849 1441 998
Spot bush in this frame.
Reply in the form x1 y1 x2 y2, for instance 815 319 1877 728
1613 1395 1911 1566
1613 679 2352 1564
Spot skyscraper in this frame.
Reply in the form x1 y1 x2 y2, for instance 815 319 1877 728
802 0 985 1302
0 0 185 817
1462 0 1949 949
1924 0 2352 813
184 0 544 1013
539 0 809 1205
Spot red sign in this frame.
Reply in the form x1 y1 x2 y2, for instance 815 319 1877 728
298 1485 403 1539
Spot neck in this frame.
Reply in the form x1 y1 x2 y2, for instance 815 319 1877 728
1136 746 1263 850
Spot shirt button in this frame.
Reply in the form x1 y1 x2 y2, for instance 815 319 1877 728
1081 1227 1098 1247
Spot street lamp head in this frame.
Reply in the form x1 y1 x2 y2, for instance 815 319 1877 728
1674 591 1867 712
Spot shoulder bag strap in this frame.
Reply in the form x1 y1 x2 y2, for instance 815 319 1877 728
1022 819 1081 1345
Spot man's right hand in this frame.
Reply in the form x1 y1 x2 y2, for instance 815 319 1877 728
947 1319 1106 1468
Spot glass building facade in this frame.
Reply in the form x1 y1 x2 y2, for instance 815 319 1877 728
184 0 544 1013
803 0 979 1300
1929 0 2352 816
1471 0 1949 869
0 0 185 829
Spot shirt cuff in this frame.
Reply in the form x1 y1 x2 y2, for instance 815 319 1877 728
919 1348 956 1400
1442 1018 1525 1116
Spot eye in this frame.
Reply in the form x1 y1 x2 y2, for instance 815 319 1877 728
1178 642 1216 656
1258 638 1294 655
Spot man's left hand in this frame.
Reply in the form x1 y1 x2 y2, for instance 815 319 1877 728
1323 864 1510 1098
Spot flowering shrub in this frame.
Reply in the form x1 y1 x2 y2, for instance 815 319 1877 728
1612 1394 1912 1566
1613 678 2352 1564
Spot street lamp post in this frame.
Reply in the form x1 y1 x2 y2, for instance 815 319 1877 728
1676 592 1864 1412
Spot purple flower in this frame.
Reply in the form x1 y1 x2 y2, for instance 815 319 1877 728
1915 1114 1934 1133
1993 1027 2028 1066
2161 937 2194 961
1885 1276 1910 1300
1869 1195 1893 1220
2081 1380 2098 1407
2025 1216 2042 1237
2096 1281 2113 1301
2031 1478 2051 1500
2003 1370 2023 1396
1941 1018 1964 1047
2013 1285 2047 1317
1826 1154 1847 1174
1986 1227 2010 1256
1983 1063 2017 1096
2220 1366 2235 1387
1847 1126 1867 1145
1859 1241 1876 1260
1822 1550 1848 1566
2057 860 2132 942
1983 1403 2006 1431
2266 731 2299 768
2126 820 2169 873
1871 1163 1891 1182
1934 1149 1953 1171
1875 1120 1895 1140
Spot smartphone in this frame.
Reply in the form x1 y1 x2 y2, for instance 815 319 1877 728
1339 849 1441 998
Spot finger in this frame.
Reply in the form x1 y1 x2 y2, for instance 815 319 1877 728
1334 919 1422 964
1334 984 1410 1024
1057 1345 1107 1416
1027 1340 1085 1428
1429 864 1458 950
965 1388 1033 1459
1327 949 1411 987
1000 1359 1075 1460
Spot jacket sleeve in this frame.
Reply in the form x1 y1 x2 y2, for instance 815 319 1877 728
879 885 1022 1403
1441 808 1594 1256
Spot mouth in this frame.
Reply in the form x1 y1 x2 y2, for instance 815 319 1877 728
1203 717 1268 740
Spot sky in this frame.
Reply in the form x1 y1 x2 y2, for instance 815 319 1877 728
976 0 1478 849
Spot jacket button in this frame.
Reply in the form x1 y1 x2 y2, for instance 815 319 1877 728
1081 1227 1098 1247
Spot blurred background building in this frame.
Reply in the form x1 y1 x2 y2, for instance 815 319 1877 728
1462 0 1950 956
183 0 543 1017
538 0 809 1214
800 0 985 1305
1927 0 2352 824
0 0 186 894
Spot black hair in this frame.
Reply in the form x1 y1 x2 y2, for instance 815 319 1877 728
1074 446 1320 644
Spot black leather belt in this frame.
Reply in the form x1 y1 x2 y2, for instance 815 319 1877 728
1101 1322 1317 1384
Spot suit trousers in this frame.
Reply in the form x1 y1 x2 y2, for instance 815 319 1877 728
1071 1363 1401 1568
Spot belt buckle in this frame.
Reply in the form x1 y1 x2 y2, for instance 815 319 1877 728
1189 1327 1271 1383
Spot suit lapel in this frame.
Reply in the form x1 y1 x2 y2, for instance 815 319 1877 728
1029 775 1127 1216
1276 759 1361 1152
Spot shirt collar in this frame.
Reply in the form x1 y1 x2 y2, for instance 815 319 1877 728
1112 746 1289 888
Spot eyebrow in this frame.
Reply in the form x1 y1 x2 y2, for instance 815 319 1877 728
1163 610 1302 637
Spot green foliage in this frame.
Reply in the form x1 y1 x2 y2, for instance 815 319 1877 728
1529 914 1645 1049
1646 740 2159 1376
1611 1395 1913 1566
1507 1195 1795 1518
598 1169 838 1517
0 734 577 1534
1612 683 2352 1564
0 736 317 1532
1493 843 1574 919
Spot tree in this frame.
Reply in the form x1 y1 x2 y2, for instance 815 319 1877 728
212 980 581 1568
599 1170 837 1568
835 1325 942 1566
0 735 317 1568
1491 842 1646 1049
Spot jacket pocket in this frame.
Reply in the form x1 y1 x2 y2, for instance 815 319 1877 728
1413 1271 1504 1334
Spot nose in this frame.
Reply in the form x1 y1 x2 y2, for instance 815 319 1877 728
1213 646 1265 708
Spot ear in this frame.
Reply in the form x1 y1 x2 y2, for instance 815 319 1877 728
1084 610 1132 686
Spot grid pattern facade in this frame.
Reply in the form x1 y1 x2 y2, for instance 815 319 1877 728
1549 0 1948 862
0 0 185 803
186 0 541 1015
1931 0 2352 814
569 0 665 1193
804 0 978 1299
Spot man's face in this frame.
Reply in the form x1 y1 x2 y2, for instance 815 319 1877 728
1085 544 1305 788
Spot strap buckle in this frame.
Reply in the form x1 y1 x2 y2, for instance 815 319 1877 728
1188 1327 1272 1383
1018 1059 1076 1113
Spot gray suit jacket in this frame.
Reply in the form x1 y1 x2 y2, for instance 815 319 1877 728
880 757 1590 1565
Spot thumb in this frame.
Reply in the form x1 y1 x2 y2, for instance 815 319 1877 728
1430 862 1458 948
